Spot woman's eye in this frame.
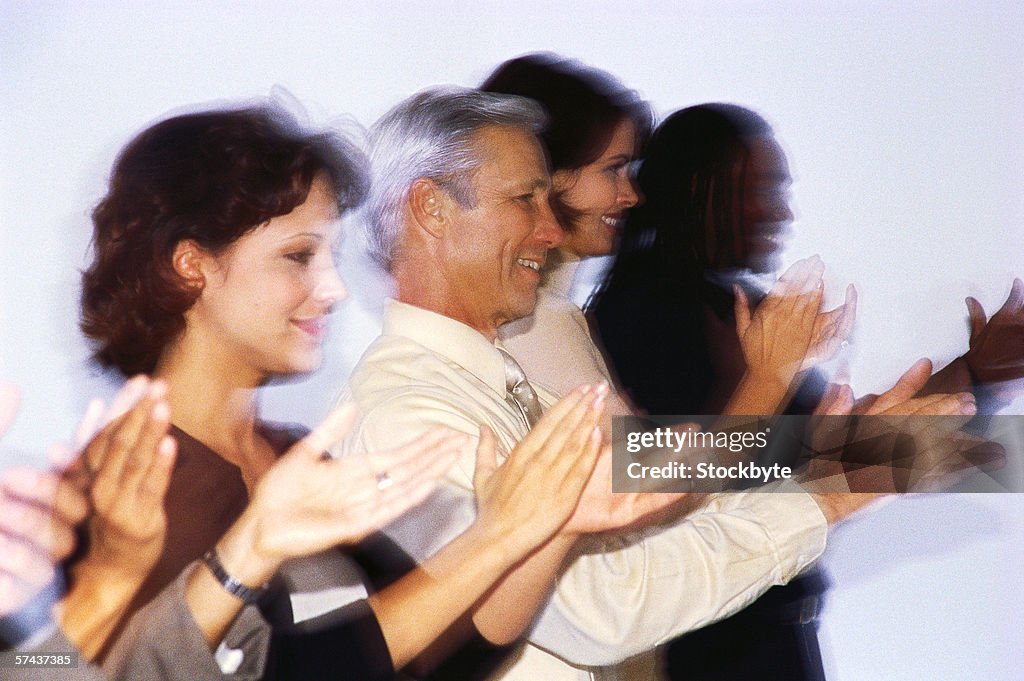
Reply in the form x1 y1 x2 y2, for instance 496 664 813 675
286 251 315 265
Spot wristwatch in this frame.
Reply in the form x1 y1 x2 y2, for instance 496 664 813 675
201 548 268 604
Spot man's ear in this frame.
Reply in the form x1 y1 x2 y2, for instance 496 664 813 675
171 240 207 292
408 178 450 239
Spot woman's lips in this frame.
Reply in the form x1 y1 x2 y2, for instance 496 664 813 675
292 316 327 340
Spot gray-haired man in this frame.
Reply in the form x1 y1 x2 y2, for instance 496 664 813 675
339 87 832 680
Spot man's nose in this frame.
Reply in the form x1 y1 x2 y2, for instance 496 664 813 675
536 197 564 248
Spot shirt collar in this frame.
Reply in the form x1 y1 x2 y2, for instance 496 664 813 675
382 299 508 396
542 251 582 297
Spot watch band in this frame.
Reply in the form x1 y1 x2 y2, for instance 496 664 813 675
201 548 267 604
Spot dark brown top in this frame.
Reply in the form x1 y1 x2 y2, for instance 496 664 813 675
126 422 304 630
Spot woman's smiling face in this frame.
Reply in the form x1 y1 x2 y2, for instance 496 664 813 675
186 173 347 379
553 118 640 258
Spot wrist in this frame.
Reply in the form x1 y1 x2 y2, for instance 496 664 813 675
464 517 549 574
215 510 281 588
806 491 883 526
732 368 790 414
66 559 143 608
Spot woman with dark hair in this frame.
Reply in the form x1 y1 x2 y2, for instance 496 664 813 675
489 57 848 424
591 104 835 417
78 101 613 681
590 103 995 681
588 103 861 681
593 102 1016 419
483 57 877 681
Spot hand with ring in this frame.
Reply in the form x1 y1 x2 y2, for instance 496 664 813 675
211 403 465 590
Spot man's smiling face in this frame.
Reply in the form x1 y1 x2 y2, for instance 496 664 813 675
439 124 563 336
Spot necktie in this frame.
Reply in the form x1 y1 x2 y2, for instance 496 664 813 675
497 348 543 429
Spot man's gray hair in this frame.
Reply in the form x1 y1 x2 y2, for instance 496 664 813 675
365 86 546 269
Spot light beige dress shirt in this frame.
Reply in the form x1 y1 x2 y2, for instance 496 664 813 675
339 299 828 681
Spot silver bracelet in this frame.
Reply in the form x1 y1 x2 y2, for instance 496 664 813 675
201 548 267 604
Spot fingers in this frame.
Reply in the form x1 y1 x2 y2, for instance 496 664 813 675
869 358 933 414
572 427 604 486
0 532 57 607
293 402 359 459
81 377 153 476
91 380 170 504
0 382 21 439
362 484 432 535
73 398 106 451
802 286 855 370
103 375 151 425
473 426 498 490
1002 277 1024 312
773 257 811 294
544 408 605 498
773 256 824 305
524 384 605 472
116 386 171 488
733 285 752 337
796 275 825 331
518 384 593 454
367 429 465 489
816 383 854 416
965 296 987 344
0 487 78 563
836 284 858 339
269 427 464 550
364 441 462 531
762 256 825 341
1 468 88 528
138 436 178 503
894 391 976 418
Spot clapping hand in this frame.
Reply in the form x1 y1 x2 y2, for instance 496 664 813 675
59 376 177 658
806 359 991 500
0 383 88 628
735 256 856 391
964 277 1024 385
223 404 464 586
73 377 177 582
472 384 606 554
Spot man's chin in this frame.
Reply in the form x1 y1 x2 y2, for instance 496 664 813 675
508 292 540 323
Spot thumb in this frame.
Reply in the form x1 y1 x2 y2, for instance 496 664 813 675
473 425 497 490
1007 277 1024 311
826 384 854 416
965 297 987 345
733 285 752 337
297 402 359 459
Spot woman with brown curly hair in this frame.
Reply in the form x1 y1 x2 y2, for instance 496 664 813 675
78 101 612 680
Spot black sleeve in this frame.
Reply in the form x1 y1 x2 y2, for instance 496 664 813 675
266 599 395 681
264 534 515 680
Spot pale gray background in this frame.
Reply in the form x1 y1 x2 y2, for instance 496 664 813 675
2 2 1021 679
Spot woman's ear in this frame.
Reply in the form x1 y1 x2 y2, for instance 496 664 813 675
171 240 207 292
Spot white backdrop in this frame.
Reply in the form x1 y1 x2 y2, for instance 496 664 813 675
1 2 1021 679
